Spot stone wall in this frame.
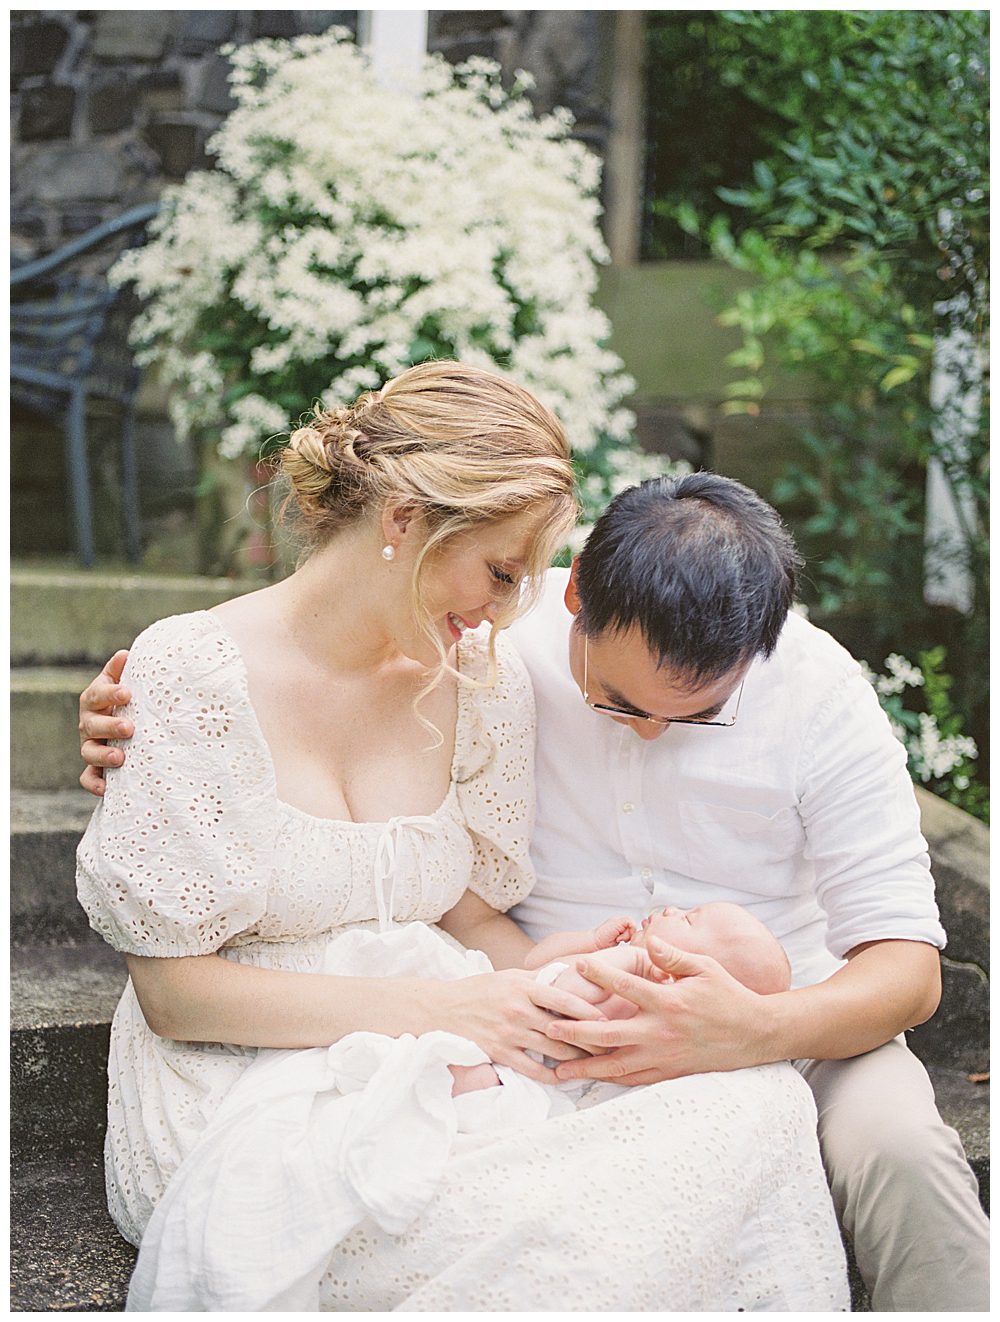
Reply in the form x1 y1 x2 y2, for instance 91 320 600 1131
11 10 622 261
11 12 354 256
11 10 634 568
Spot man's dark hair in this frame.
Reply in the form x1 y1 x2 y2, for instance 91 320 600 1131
575 472 803 685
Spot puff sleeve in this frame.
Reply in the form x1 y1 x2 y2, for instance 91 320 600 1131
76 613 277 957
452 632 538 912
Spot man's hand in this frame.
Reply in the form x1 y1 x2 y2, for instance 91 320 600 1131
546 938 773 1086
79 650 133 795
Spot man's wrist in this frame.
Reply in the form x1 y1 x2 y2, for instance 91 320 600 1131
754 988 800 1063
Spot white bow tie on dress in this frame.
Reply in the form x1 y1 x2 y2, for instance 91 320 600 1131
373 815 441 932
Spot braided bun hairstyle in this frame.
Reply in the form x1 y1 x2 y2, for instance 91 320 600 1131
277 361 578 696
281 361 575 524
281 405 373 526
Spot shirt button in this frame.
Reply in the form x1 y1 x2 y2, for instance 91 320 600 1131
622 802 635 814
640 867 653 880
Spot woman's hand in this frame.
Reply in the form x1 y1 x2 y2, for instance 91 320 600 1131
436 968 607 1084
78 651 133 795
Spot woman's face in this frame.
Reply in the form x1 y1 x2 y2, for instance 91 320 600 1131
396 509 546 664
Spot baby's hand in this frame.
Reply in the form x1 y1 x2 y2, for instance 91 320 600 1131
592 916 637 950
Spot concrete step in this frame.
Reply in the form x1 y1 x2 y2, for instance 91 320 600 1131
9 935 988 1313
11 940 127 1036
908 788 990 1075
11 942 127 1209
8 1045 987 1312
8 783 990 1071
11 568 258 666
11 666 102 791
11 789 97 941
11 1149 138 1311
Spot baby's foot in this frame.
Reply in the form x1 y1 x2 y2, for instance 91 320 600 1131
593 915 637 950
449 1062 501 1096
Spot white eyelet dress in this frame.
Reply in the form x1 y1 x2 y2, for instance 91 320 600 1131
76 612 848 1312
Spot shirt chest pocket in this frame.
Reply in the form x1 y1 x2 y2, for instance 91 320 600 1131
673 799 804 894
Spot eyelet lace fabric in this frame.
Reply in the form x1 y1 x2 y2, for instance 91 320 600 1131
76 612 847 1309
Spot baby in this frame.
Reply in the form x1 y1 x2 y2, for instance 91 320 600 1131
451 901 791 1095
529 900 791 1008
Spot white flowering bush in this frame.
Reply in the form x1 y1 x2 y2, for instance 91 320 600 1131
861 649 986 820
110 29 675 539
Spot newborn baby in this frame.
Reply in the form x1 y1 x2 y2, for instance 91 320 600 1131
528 901 792 1014
451 902 790 1096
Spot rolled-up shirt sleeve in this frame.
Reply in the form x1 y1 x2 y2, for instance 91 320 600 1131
797 667 946 959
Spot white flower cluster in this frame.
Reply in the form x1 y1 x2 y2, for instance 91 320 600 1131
110 30 640 476
872 653 924 697
909 713 978 786
863 652 978 787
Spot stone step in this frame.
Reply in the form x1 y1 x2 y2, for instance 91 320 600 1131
11 1149 138 1312
908 787 990 1075
11 567 258 666
9 936 988 1313
8 1043 987 1313
11 789 97 940
8 783 990 1070
10 935 990 1177
11 940 127 1037
11 666 102 791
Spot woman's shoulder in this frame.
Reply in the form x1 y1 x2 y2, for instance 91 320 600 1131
122 610 249 707
454 628 535 785
129 608 230 655
457 627 531 699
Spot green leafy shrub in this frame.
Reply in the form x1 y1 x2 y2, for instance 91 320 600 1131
651 11 989 812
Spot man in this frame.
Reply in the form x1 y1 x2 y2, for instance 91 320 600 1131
78 472 988 1310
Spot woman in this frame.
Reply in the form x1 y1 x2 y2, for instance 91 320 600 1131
76 361 847 1310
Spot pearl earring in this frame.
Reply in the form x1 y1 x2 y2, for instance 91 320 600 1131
381 545 396 562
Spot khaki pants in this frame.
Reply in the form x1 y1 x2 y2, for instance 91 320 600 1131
795 1037 990 1311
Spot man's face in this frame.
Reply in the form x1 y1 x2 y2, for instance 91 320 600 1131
564 579 746 741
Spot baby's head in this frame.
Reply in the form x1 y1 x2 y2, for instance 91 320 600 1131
635 902 791 995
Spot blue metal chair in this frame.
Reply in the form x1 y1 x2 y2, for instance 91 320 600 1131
11 202 160 567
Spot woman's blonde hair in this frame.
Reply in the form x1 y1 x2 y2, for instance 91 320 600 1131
277 360 578 705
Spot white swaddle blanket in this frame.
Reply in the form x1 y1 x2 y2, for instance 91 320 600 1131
126 924 574 1312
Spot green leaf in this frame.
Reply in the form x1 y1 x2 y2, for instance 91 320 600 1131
848 339 886 356
752 159 777 190
409 336 441 361
725 377 765 399
674 201 702 236
726 341 765 370
715 186 756 208
880 364 918 392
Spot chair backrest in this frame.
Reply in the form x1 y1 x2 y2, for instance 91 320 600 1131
10 203 160 411
12 279 116 384
10 202 160 287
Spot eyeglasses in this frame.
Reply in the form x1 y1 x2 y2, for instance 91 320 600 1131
582 635 744 728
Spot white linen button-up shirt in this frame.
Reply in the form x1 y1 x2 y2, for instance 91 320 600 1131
508 569 945 989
